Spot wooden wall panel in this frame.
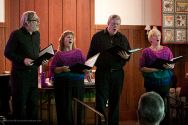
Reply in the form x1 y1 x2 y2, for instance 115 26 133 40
0 24 6 72
20 0 35 19
62 0 77 33
49 0 63 50
9 0 19 30
4 0 12 72
35 0 49 49
76 0 91 55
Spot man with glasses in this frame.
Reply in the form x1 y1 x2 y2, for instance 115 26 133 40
87 14 131 125
4 11 40 120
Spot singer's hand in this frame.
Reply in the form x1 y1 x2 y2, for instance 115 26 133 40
42 59 49 65
62 66 70 72
163 63 175 69
24 58 34 66
83 70 93 82
118 51 130 60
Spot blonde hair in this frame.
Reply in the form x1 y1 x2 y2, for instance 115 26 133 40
20 11 37 27
59 30 75 51
148 28 161 42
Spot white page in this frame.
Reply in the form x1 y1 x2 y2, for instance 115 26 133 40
171 56 183 61
128 48 142 53
85 53 100 67
39 44 54 57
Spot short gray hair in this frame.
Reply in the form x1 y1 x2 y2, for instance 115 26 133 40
138 91 165 125
20 11 37 27
107 14 121 24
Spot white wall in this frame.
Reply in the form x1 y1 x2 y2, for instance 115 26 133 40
0 0 5 22
95 0 161 25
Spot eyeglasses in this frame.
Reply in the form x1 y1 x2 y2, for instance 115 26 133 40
29 19 40 23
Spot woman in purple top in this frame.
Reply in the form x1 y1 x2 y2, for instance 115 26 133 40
50 30 89 125
139 28 175 98
139 28 175 125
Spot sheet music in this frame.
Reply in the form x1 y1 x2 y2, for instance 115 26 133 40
170 56 183 61
39 44 54 57
85 53 100 67
128 48 142 53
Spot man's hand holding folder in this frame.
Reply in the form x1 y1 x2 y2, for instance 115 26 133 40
32 44 55 66
107 45 142 59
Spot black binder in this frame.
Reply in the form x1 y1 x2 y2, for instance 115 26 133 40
70 63 92 73
107 45 142 56
32 44 55 66
150 56 183 69
70 53 100 73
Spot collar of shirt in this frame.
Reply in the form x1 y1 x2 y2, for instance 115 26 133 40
21 27 37 35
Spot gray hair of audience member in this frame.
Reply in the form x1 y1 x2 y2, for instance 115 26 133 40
137 91 165 125
20 11 37 27
107 14 121 25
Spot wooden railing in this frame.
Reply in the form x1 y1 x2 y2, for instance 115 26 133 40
73 98 105 125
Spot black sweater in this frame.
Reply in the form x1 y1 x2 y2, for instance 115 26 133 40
87 29 131 69
4 27 40 70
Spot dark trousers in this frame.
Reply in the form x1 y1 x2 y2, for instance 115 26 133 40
11 68 38 120
95 68 124 125
54 78 84 125
0 75 11 117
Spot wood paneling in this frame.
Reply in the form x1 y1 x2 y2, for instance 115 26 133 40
35 0 49 48
76 0 92 55
0 23 6 72
49 0 63 50
1 0 188 122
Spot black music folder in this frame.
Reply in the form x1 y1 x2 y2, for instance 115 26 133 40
32 44 55 66
70 53 100 73
70 63 92 73
107 45 142 54
106 45 142 59
150 56 183 69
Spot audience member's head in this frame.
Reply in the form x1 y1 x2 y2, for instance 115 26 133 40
138 91 165 125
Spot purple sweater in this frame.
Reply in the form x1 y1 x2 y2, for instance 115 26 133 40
50 48 86 78
139 46 173 68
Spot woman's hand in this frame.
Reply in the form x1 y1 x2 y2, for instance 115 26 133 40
141 67 162 73
163 63 175 69
83 69 93 82
62 66 70 72
54 66 70 74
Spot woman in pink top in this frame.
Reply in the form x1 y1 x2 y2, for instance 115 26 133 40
139 28 175 125
139 28 175 97
50 30 91 125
